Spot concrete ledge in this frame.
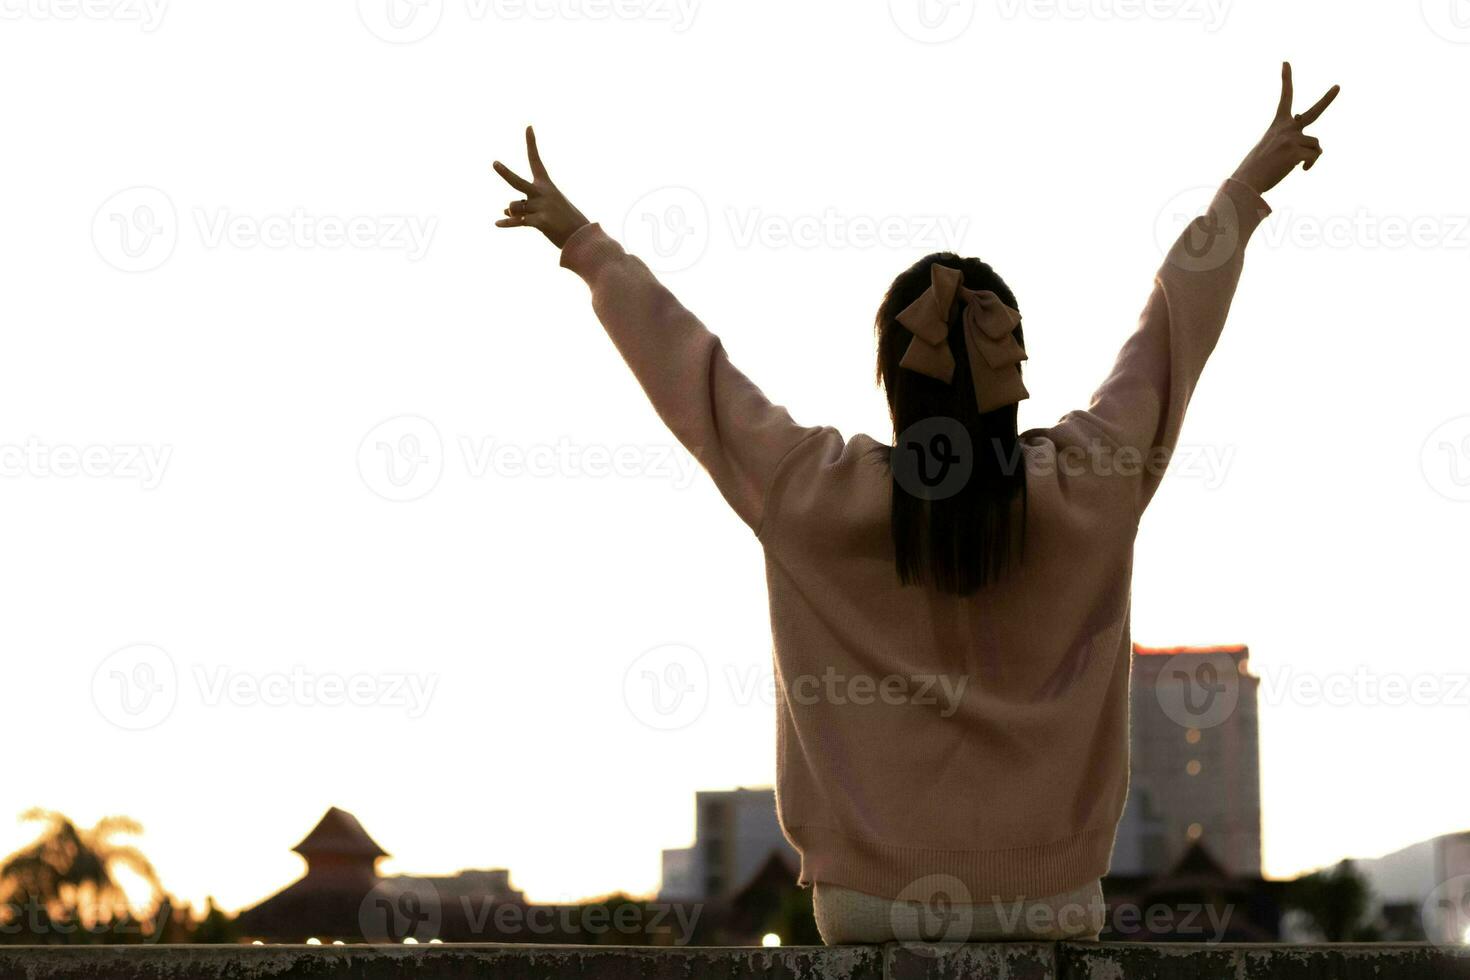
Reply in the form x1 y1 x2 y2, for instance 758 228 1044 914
0 941 1468 979
1059 941 1470 979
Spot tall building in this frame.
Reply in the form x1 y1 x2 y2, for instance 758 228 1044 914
658 788 798 901
1113 644 1262 878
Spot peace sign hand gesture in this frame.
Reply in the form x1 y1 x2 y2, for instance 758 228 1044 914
1231 63 1341 196
494 127 590 249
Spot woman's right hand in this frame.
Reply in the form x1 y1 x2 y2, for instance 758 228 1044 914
1231 62 1340 196
494 126 590 250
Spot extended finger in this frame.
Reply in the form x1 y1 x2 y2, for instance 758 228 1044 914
526 126 549 181
493 161 535 195
1276 62 1294 121
495 216 528 228
1295 85 1340 128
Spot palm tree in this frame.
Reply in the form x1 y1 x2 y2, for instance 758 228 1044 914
1283 859 1381 942
0 809 161 934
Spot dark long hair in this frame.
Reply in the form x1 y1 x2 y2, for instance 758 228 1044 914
874 252 1027 596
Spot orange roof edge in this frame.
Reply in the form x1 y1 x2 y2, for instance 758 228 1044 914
1133 643 1248 656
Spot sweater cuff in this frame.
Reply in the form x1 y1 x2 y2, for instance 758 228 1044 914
559 222 623 279
1220 177 1272 233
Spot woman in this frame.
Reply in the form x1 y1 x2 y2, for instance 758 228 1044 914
494 64 1338 944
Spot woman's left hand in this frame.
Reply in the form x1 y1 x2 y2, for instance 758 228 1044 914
493 127 589 249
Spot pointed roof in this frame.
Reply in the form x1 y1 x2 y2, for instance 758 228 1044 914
291 807 389 860
1174 840 1229 877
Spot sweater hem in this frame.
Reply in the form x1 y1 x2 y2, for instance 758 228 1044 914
790 824 1116 902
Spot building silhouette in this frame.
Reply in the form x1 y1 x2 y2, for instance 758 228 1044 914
1352 830 1470 942
236 807 521 943
659 788 799 902
1113 644 1262 878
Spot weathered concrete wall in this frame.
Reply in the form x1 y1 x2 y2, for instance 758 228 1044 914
0 941 1468 979
1059 941 1470 979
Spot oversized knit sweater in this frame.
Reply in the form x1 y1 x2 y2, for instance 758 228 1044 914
560 177 1271 901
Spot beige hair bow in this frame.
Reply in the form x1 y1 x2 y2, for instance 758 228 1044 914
896 263 1029 413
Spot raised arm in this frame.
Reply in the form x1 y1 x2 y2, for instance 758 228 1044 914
494 128 820 532
1074 64 1340 514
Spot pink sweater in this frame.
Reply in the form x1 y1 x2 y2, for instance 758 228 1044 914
560 178 1271 901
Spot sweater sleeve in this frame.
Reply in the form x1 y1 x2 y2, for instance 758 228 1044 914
559 222 822 532
1067 177 1272 514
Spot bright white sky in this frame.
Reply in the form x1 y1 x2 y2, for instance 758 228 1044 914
2 0 1468 916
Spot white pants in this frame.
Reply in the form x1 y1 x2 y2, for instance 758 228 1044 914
811 879 1105 944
